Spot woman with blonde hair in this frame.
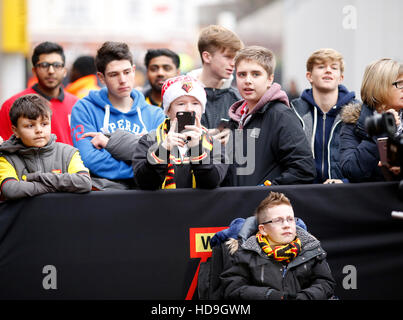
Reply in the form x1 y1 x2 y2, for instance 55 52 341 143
339 58 403 182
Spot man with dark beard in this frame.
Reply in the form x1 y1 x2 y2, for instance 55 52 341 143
143 48 180 107
0 42 77 145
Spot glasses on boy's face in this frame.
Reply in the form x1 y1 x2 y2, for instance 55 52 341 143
35 62 65 71
261 216 295 226
392 80 403 89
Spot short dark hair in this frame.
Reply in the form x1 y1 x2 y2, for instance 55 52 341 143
31 42 65 67
95 41 133 74
10 94 52 127
70 56 97 82
144 49 180 69
72 56 97 76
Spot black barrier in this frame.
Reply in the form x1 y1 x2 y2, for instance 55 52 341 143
0 182 403 300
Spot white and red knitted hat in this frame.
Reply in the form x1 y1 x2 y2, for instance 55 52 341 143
161 75 207 115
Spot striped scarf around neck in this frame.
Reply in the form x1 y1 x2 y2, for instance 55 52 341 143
156 119 197 189
256 233 301 264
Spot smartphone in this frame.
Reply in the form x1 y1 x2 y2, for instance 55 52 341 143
377 137 388 165
176 111 195 133
217 118 230 132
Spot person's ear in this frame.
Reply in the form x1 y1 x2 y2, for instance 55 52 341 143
32 67 38 79
12 125 19 138
306 71 313 84
97 72 106 85
267 73 274 87
338 73 344 84
176 69 181 76
201 51 212 64
258 224 267 236
61 65 67 78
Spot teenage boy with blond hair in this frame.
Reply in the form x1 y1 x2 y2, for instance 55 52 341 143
188 25 243 131
227 46 316 186
0 94 91 201
291 48 356 184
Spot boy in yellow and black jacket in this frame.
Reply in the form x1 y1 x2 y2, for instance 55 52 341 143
0 94 91 201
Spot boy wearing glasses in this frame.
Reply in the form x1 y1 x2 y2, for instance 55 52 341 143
221 191 335 300
0 42 77 145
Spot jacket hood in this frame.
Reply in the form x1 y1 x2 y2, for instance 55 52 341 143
84 87 149 115
241 226 320 258
301 85 355 113
228 82 289 122
341 101 363 124
82 87 154 134
0 134 57 154
187 68 234 89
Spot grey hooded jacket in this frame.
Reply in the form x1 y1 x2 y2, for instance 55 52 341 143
0 134 91 200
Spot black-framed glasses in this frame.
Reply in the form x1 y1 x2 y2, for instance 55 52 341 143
261 216 295 226
392 80 403 89
35 62 65 70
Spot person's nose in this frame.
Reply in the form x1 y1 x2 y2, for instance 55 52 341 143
157 67 165 77
245 73 252 84
229 58 235 68
35 125 43 134
281 219 292 228
118 73 126 84
182 103 192 112
47 65 55 73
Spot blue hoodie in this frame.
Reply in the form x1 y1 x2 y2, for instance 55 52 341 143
70 87 165 180
300 85 355 183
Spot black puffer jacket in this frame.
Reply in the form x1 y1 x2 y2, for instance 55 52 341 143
220 227 336 300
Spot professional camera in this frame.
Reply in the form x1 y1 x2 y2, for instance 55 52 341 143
365 112 403 167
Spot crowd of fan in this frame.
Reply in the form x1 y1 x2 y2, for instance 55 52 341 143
0 25 402 300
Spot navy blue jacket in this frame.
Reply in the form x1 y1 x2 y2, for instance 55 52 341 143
291 85 355 183
339 102 385 182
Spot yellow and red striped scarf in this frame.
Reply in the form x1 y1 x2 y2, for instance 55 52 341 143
256 233 301 264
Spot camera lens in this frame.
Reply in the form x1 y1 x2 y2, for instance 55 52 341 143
365 113 384 137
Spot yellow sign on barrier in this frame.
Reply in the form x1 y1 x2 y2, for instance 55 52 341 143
1 0 28 53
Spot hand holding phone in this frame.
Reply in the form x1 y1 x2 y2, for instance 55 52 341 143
217 118 230 132
162 118 187 151
377 137 388 166
176 111 196 133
